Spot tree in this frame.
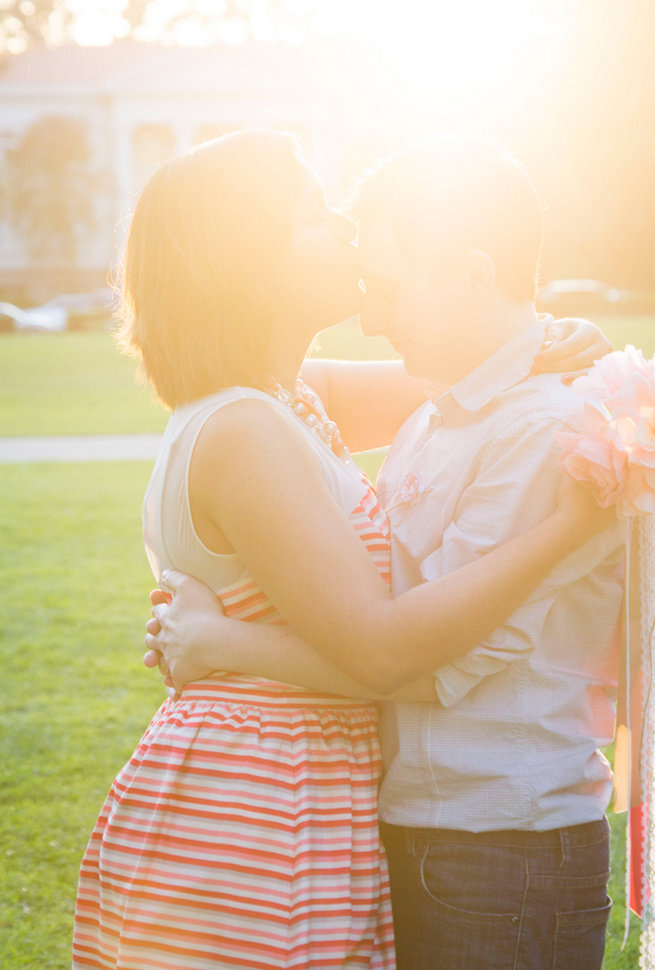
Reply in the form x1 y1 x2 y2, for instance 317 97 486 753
7 115 104 263
0 0 73 52
0 0 312 52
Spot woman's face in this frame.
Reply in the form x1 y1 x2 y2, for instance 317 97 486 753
269 157 361 339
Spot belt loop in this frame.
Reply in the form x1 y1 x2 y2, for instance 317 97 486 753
559 827 570 869
406 827 424 860
404 826 416 858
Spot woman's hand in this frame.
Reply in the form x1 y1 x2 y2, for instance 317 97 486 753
553 474 617 542
144 571 227 695
533 318 611 374
143 587 176 693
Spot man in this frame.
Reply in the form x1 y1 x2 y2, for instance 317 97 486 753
355 136 625 970
148 135 625 969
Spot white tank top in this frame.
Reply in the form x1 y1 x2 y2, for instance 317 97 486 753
143 387 390 607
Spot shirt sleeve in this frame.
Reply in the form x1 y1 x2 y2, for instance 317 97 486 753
421 410 625 707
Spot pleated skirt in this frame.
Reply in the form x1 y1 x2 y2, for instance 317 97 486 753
73 676 396 969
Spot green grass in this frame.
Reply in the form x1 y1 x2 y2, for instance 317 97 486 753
0 322 394 437
0 331 168 436
1 462 162 969
600 315 655 357
605 807 641 968
1 314 653 438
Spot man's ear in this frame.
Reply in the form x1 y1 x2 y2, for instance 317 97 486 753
463 250 496 302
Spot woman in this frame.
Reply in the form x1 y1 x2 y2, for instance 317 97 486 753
73 130 611 970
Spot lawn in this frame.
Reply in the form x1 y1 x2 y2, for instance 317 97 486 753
2 316 652 967
0 462 162 969
2 312 653 438
0 331 167 436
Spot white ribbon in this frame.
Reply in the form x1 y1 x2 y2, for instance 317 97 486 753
638 516 655 966
613 516 655 959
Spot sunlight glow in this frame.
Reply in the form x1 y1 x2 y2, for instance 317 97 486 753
68 0 130 46
317 0 568 121
65 0 569 75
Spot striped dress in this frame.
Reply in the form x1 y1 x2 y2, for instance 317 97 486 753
73 387 396 969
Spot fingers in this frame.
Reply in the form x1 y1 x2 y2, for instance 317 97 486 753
144 632 161 653
150 588 172 607
151 602 169 623
144 619 181 700
535 323 606 375
143 646 177 688
542 354 584 373
546 317 588 343
545 319 610 361
159 569 187 594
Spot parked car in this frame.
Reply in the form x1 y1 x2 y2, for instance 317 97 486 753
0 287 117 333
0 300 68 332
42 286 117 330
537 279 632 315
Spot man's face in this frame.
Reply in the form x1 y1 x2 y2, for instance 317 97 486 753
357 217 474 384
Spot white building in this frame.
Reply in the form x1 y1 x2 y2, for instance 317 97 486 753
0 40 400 299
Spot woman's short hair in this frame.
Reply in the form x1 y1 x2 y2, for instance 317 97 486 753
355 134 544 302
117 129 303 409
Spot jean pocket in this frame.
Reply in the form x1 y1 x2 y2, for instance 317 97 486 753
552 896 612 970
418 840 522 923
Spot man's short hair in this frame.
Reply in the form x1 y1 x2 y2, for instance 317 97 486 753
355 134 544 302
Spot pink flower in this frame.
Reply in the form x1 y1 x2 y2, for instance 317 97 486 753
571 345 650 402
397 472 424 504
557 429 629 507
630 404 655 467
621 465 655 517
559 346 655 517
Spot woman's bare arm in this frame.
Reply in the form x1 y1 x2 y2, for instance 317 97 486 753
300 319 610 453
300 359 427 452
182 398 611 697
146 580 439 701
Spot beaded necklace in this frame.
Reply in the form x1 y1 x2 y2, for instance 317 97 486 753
268 379 351 463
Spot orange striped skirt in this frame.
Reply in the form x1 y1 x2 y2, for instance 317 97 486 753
73 676 396 969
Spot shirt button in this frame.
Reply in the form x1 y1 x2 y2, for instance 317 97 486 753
429 407 443 427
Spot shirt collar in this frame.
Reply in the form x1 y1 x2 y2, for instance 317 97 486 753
433 315 552 414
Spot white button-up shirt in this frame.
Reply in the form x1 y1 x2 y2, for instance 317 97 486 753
377 320 626 831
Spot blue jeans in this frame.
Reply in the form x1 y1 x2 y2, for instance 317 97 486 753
380 818 611 970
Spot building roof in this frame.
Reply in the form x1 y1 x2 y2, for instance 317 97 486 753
0 41 152 83
0 40 360 98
